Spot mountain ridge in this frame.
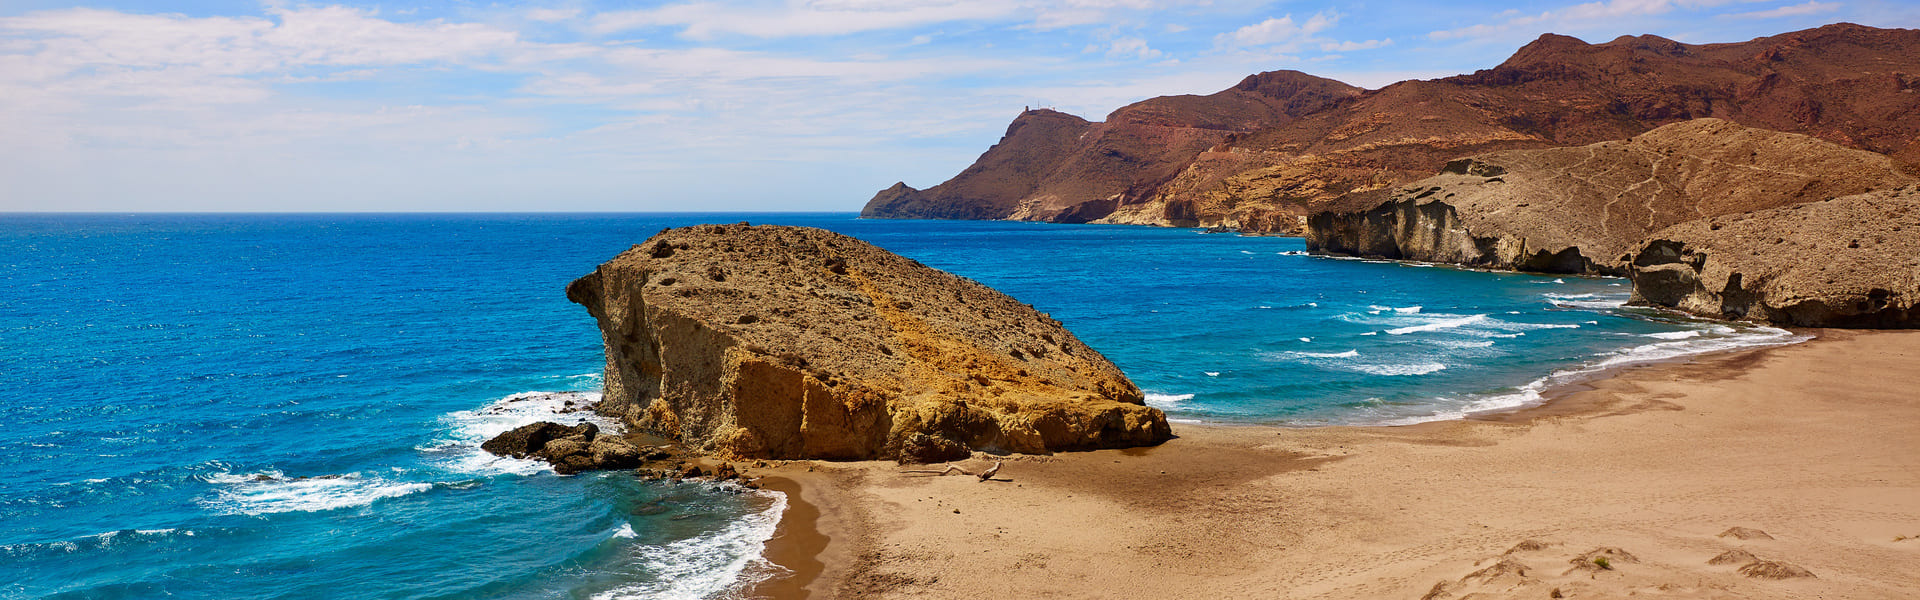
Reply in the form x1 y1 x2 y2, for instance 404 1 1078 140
865 23 1920 232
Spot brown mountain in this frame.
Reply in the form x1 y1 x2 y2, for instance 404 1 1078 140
865 23 1920 231
861 70 1364 223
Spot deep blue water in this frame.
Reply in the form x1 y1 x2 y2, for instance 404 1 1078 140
0 213 1797 599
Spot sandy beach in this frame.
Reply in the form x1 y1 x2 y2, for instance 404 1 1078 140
748 329 1920 599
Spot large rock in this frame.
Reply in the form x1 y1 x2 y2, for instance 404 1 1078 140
480 421 646 474
866 24 1920 232
565 224 1171 461
1305 119 1913 274
1629 185 1920 327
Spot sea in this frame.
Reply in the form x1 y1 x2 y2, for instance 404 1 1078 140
0 213 1805 599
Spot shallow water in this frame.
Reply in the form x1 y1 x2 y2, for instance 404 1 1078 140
0 213 1800 599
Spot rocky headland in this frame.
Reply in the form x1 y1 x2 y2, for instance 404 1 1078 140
561 223 1170 463
1630 184 1920 327
1304 119 1913 275
864 23 1920 233
1302 118 1918 326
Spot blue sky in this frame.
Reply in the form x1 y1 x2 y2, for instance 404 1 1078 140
3 0 1915 212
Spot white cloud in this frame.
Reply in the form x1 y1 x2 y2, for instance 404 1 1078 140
1216 12 1339 48
1104 36 1163 59
1320 38 1392 52
590 0 1021 39
1724 1 1842 19
526 8 582 23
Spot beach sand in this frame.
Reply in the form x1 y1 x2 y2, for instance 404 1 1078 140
748 329 1920 599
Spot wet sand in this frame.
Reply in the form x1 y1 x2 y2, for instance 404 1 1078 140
749 329 1920 599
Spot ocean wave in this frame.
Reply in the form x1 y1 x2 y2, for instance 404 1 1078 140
1426 340 1496 349
1352 362 1448 376
1385 314 1487 335
1376 324 1808 425
1366 305 1422 315
1278 250 1308 256
424 390 618 476
1287 350 1360 359
594 489 789 600
1544 292 1630 309
1145 393 1195 405
1 528 199 559
1643 330 1705 340
201 470 435 516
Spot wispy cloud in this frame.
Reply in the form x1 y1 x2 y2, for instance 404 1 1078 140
1724 1 1842 19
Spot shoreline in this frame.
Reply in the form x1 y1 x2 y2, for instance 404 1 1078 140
745 328 1920 598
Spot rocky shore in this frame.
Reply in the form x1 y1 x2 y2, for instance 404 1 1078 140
559 223 1170 464
1303 119 1918 327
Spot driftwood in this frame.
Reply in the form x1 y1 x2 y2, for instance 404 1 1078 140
901 461 1005 482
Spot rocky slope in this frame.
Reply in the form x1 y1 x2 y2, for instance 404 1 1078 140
861 70 1364 223
1305 119 1914 274
566 224 1170 462
1629 185 1920 327
866 23 1920 231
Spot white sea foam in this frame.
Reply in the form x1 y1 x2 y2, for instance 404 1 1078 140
1288 350 1360 359
201 470 434 516
1279 250 1308 256
1352 362 1448 376
1204 372 1220 377
594 489 789 600
1146 393 1196 406
1394 306 1422 314
1545 292 1630 309
1644 330 1705 340
1427 340 1497 349
425 390 619 476
1299 337 1313 342
1376 324 1809 425
1386 314 1487 335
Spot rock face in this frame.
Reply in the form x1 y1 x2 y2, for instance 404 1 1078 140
1629 185 1920 327
480 422 643 474
566 224 1171 462
866 24 1920 232
1305 119 1913 275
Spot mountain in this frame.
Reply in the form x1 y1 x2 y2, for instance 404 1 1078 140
865 23 1920 232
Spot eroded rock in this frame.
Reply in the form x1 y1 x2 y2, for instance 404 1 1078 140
567 224 1172 462
1307 119 1913 275
1629 185 1920 327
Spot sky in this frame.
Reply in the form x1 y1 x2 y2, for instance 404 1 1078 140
2 0 1915 212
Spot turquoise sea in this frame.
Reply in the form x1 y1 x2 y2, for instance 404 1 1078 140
0 213 1801 599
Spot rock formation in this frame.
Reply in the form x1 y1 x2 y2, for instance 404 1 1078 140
566 224 1171 462
866 23 1920 232
1305 119 1913 274
1629 185 1920 327
480 422 645 474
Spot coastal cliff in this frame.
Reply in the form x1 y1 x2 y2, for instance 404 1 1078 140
566 224 1171 462
1305 119 1913 275
1630 185 1920 327
867 23 1920 231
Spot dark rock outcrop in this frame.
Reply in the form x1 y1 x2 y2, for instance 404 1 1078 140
481 421 644 474
1305 119 1913 275
868 24 1920 232
566 224 1171 462
1628 185 1920 327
